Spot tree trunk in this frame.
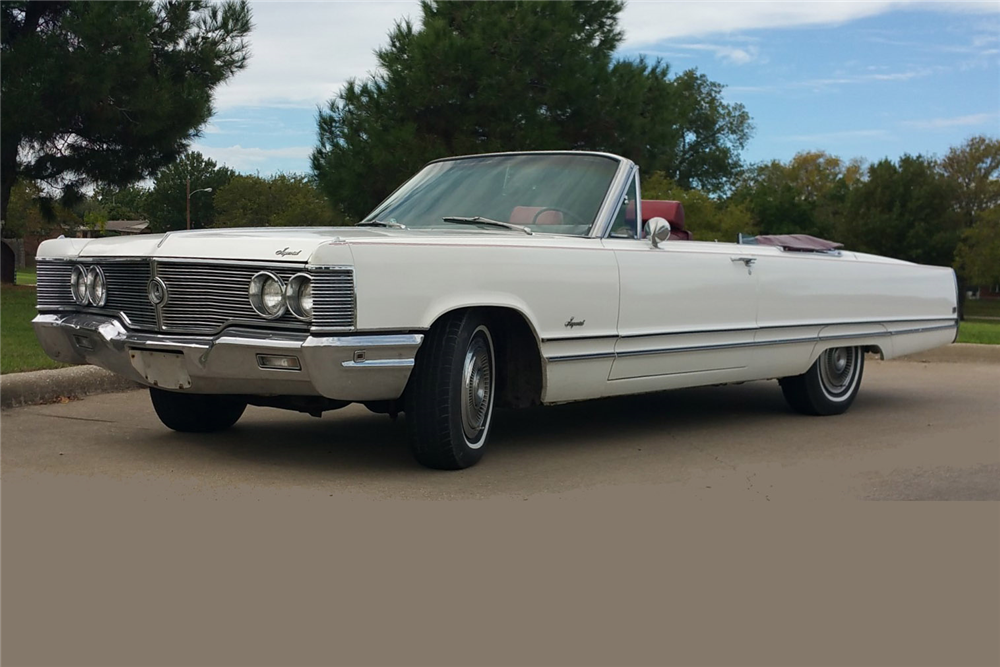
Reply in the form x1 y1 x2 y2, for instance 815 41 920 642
0 141 17 225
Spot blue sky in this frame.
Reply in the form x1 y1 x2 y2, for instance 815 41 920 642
194 1 1000 176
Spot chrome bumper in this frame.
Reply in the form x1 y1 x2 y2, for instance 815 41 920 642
32 313 423 401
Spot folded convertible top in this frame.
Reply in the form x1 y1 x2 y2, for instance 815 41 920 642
739 233 843 252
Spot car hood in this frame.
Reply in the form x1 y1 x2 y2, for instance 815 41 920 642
37 225 563 264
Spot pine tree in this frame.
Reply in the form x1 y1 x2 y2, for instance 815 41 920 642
312 0 752 219
1 1 252 222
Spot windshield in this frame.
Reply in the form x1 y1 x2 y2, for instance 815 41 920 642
362 153 621 236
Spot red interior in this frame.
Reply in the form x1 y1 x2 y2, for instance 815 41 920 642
509 206 564 226
641 200 691 240
507 200 693 240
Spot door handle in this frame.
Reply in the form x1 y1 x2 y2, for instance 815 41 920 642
730 257 756 274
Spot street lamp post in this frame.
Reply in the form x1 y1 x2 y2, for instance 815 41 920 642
186 177 213 230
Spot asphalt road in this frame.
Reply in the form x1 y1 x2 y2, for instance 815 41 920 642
2 359 998 666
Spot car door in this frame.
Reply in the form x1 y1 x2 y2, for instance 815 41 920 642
600 181 760 382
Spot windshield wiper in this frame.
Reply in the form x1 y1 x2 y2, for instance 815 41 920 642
356 219 406 229
441 216 533 235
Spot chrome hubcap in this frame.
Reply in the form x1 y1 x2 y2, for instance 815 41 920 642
460 328 494 444
819 347 857 396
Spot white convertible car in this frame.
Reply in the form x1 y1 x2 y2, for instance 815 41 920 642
34 151 958 469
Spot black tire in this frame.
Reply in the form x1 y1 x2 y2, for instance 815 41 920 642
779 346 865 416
405 310 497 470
149 388 247 433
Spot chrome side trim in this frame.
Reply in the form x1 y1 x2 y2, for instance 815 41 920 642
342 359 415 368
542 317 960 343
545 351 618 362
545 323 958 363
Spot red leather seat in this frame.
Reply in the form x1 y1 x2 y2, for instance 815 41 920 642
641 200 691 240
509 206 564 226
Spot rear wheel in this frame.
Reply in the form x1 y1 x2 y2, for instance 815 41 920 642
405 311 496 470
780 346 864 416
149 388 247 433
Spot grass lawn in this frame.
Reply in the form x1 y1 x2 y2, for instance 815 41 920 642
1 284 67 374
964 299 1000 320
957 320 1000 345
16 267 36 285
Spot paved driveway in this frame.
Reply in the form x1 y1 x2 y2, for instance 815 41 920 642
2 360 998 665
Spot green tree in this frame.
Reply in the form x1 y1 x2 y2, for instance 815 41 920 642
93 184 150 222
312 0 751 219
843 155 961 267
1 179 84 238
1 0 252 222
214 174 345 228
607 63 752 193
940 135 1000 227
642 172 755 242
145 152 234 232
942 136 1000 291
955 206 1000 286
732 151 862 239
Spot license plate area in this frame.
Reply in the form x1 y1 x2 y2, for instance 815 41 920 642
128 349 192 390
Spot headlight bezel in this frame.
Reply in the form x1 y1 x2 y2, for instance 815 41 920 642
85 265 107 307
285 273 313 321
249 271 287 319
70 264 89 305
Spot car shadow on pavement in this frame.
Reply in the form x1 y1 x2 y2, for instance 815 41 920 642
140 379 944 477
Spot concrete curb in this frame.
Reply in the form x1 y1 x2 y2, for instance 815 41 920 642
1 365 140 409
1 343 997 409
895 343 1000 365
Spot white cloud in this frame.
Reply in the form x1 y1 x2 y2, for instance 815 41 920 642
655 42 763 65
619 1 996 47
901 112 1000 129
727 66 939 94
214 1 421 110
778 129 893 143
214 1 998 111
191 143 314 171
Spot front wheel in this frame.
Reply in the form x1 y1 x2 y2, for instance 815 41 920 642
149 388 247 433
779 346 865 416
405 311 496 470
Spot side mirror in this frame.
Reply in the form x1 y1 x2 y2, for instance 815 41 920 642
647 217 671 248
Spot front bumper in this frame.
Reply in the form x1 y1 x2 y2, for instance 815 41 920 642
33 312 423 401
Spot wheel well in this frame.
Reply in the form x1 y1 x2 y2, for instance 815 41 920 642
427 306 543 409
863 344 886 360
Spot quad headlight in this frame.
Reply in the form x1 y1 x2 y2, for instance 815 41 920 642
70 265 89 305
285 273 313 321
69 264 107 306
249 271 286 319
86 265 107 307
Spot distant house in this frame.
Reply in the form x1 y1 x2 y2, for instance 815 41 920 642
972 285 1000 300
76 219 150 238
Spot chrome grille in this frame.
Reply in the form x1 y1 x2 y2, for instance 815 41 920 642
36 260 74 308
312 268 355 329
102 262 155 329
36 260 156 329
36 259 356 334
156 262 307 334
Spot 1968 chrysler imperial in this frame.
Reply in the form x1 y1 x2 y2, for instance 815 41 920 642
34 151 958 469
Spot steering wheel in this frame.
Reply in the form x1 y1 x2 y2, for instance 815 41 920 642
529 206 590 228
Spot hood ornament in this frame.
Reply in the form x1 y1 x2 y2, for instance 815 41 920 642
275 247 302 257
